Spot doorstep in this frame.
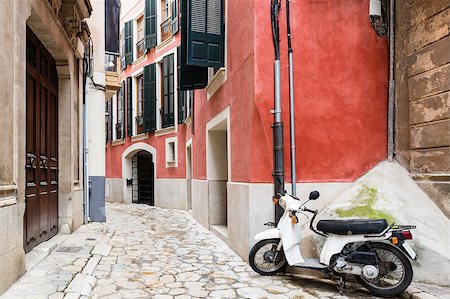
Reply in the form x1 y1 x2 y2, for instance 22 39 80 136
403 282 450 299
210 224 228 243
25 234 68 271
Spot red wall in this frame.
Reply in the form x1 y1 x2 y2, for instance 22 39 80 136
250 0 388 183
106 0 388 184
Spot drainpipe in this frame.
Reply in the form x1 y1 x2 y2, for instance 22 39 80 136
271 0 285 223
388 0 395 161
286 0 297 196
82 47 90 224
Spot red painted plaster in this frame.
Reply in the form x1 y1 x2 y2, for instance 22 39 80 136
106 0 388 184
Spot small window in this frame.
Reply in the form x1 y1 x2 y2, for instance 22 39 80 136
136 16 145 58
165 137 178 167
160 0 172 42
136 75 144 134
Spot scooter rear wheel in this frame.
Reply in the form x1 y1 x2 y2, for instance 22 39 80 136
354 242 413 297
249 238 286 276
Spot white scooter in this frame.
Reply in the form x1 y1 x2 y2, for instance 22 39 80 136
249 191 417 297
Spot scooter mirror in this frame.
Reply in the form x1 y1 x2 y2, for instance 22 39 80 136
309 191 320 200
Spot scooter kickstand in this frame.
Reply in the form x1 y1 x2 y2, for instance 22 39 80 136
338 275 346 295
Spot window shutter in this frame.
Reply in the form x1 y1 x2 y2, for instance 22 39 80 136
186 0 224 68
125 21 133 66
171 0 179 35
143 63 156 132
126 77 133 136
110 99 114 140
145 0 157 49
162 54 175 128
179 4 208 90
177 47 186 124
106 100 110 142
121 29 126 69
116 81 125 139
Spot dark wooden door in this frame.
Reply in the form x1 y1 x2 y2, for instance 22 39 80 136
25 27 59 253
137 152 154 205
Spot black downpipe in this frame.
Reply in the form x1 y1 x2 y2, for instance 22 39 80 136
271 0 285 223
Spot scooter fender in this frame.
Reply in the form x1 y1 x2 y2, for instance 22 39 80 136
254 228 280 241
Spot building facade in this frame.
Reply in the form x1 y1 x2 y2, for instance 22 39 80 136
106 0 388 255
0 0 93 293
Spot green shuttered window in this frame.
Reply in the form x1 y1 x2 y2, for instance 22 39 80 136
145 0 157 49
186 0 224 68
126 21 134 66
126 77 133 136
143 64 157 132
162 54 175 128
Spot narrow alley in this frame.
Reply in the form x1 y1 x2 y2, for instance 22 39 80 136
1 204 383 299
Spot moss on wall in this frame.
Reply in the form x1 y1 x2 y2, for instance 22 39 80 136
335 184 395 224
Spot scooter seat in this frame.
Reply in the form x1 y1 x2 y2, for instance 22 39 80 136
317 219 388 235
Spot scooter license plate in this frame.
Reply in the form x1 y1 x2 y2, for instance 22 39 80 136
402 242 417 260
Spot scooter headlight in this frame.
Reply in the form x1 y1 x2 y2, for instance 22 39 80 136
278 197 286 209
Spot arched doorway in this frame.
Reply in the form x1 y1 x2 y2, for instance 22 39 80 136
132 151 154 205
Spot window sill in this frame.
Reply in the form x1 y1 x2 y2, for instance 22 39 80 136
155 126 176 137
111 139 126 146
156 36 173 52
206 68 226 100
131 132 149 142
132 55 146 67
165 161 178 168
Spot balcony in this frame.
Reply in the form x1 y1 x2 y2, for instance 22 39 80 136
136 39 145 59
160 12 172 42
105 52 121 99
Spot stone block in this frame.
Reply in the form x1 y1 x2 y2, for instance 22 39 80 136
154 178 187 210
92 243 112 256
411 147 450 173
65 274 96 296
408 64 450 101
410 92 450 125
192 180 209 229
410 120 450 149
415 180 450 217
0 245 25 295
407 9 450 54
208 180 227 225
407 36 450 77
406 0 450 29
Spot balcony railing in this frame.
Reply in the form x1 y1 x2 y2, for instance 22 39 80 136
136 39 145 58
105 52 119 72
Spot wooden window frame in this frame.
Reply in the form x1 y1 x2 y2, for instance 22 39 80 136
136 75 145 134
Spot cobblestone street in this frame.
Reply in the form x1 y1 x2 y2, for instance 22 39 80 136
2 204 385 299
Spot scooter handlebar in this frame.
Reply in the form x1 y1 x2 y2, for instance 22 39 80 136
301 207 317 214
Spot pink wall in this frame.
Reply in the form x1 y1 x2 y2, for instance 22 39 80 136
106 0 388 184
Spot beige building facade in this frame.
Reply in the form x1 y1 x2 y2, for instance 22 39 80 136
0 0 92 293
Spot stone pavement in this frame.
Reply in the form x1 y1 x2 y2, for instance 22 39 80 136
0 203 440 299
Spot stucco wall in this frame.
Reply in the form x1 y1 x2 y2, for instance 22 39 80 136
0 0 89 293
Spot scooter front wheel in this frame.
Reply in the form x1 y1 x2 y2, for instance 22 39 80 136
249 238 286 276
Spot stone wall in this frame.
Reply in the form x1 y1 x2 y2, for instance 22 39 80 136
0 0 91 294
394 0 450 216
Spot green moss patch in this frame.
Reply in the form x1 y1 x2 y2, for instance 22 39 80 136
335 184 395 224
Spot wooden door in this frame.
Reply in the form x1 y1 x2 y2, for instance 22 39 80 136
25 27 59 253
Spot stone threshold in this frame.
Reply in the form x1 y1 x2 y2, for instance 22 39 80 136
210 224 228 243
25 234 68 271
